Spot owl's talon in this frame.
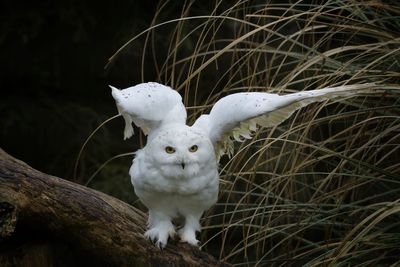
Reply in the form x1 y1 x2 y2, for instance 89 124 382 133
155 240 165 250
178 228 200 246
144 222 175 249
180 237 200 246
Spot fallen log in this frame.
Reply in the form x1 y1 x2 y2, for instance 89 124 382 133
0 148 230 267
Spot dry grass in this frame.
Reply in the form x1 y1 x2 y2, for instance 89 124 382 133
81 0 400 265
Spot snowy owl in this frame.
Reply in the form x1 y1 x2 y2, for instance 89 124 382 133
110 82 376 248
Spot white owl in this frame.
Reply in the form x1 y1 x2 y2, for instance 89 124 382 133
110 82 376 248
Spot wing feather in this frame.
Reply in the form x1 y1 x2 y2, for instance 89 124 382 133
111 82 187 139
193 83 378 158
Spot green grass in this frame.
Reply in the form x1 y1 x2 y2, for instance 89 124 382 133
81 0 400 265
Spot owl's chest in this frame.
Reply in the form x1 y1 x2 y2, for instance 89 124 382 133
130 153 218 195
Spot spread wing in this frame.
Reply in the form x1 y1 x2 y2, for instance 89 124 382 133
193 83 378 158
111 82 187 139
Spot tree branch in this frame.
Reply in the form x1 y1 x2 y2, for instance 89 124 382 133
0 148 230 267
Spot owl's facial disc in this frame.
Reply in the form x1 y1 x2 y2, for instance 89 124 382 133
146 125 215 178
163 144 199 170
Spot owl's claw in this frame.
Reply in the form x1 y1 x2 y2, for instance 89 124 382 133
144 224 176 249
178 228 200 246
180 237 200 247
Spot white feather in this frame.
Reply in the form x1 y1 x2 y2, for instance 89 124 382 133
193 83 379 157
110 82 187 139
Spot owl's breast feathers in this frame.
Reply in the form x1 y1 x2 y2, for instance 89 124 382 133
130 149 219 195
130 149 219 214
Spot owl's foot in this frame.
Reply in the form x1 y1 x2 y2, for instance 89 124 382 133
178 227 200 246
145 222 176 249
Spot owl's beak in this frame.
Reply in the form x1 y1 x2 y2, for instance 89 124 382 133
181 162 185 169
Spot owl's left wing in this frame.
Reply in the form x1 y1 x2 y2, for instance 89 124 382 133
193 83 379 158
111 82 186 139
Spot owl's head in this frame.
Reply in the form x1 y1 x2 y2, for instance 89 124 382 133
144 124 216 178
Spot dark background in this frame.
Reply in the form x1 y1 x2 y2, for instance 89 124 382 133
0 1 162 180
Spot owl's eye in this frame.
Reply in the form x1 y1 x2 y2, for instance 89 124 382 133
189 145 198 152
165 146 176 154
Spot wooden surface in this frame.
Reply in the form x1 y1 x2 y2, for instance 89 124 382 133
0 148 230 267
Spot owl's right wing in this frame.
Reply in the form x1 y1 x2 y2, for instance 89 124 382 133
111 82 187 139
193 83 379 158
